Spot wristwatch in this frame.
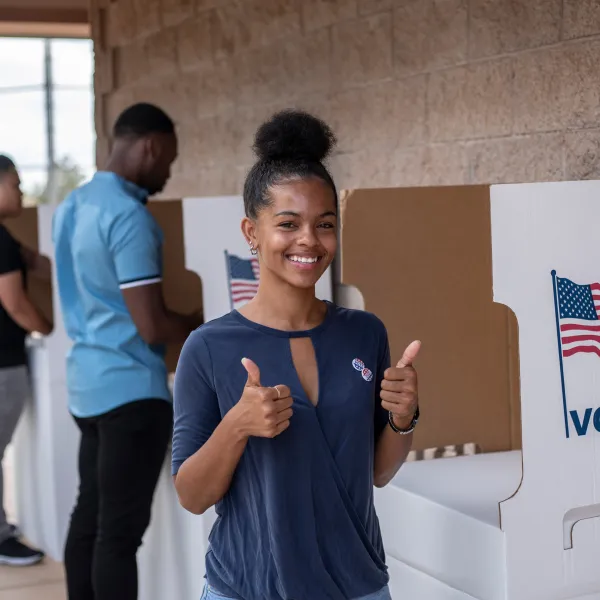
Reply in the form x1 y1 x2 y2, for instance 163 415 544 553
388 406 419 435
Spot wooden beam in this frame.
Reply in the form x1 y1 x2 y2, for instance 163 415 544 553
0 20 90 37
0 7 88 24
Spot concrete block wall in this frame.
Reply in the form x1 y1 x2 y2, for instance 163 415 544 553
91 0 600 198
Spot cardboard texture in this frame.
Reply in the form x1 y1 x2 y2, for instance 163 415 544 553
4 207 53 325
340 186 522 454
359 181 600 600
147 200 203 373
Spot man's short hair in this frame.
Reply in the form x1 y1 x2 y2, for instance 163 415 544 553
113 103 175 139
0 155 16 178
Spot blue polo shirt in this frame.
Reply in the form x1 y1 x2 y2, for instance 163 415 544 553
52 171 170 418
172 302 391 600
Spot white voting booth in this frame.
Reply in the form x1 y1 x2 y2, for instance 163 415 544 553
138 196 333 600
358 181 600 600
10 184 600 599
11 204 78 561
10 196 332 600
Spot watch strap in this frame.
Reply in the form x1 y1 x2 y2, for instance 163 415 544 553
388 406 419 435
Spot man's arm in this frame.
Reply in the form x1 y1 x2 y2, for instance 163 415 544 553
20 246 51 282
110 206 202 345
121 283 202 345
0 271 52 335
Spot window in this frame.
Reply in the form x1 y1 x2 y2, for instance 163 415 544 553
0 37 95 205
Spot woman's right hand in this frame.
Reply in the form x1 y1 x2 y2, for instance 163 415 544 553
229 357 293 438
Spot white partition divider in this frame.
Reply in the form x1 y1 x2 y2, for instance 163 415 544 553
375 451 520 600
13 204 78 561
374 180 600 600
21 185 600 599
138 464 217 600
386 556 478 600
11 195 332 597
492 181 600 600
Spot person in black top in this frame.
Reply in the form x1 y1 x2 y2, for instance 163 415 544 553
0 155 52 566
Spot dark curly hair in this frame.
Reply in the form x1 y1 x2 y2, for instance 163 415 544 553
0 155 16 179
243 110 338 219
113 103 175 139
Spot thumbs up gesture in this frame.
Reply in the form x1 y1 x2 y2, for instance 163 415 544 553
232 358 294 439
381 341 421 430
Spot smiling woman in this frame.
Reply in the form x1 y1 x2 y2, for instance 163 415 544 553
172 111 420 600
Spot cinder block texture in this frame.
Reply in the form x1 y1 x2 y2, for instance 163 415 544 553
358 0 391 16
469 0 561 58
92 0 600 197
331 13 392 89
563 0 600 40
394 0 468 77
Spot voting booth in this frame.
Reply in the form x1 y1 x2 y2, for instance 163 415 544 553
8 182 600 599
340 183 600 600
6 196 332 600
135 196 334 600
4 205 75 561
5 201 204 566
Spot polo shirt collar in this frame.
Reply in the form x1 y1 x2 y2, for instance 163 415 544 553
94 171 149 205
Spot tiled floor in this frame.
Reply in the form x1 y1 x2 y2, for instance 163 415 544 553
1 446 67 599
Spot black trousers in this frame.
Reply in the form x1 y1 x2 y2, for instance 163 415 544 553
64 399 173 600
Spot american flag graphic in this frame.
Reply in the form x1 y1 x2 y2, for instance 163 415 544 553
556 275 600 358
550 270 600 439
225 252 260 310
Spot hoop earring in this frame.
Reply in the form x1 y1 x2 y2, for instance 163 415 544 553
249 244 258 256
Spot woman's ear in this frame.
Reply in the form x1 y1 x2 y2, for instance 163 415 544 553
241 217 258 251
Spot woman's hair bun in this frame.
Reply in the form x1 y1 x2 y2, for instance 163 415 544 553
253 110 336 164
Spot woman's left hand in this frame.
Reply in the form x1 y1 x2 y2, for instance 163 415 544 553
380 341 421 430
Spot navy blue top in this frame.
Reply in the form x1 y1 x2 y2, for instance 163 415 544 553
172 302 391 600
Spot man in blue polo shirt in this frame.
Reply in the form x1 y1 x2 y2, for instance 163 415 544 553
53 103 202 600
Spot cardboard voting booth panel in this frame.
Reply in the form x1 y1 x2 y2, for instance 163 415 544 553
8 200 202 565
340 186 522 455
14 184 600 600
147 200 203 373
342 182 600 600
340 186 523 600
4 207 53 325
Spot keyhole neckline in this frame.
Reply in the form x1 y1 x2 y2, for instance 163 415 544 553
232 300 334 338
